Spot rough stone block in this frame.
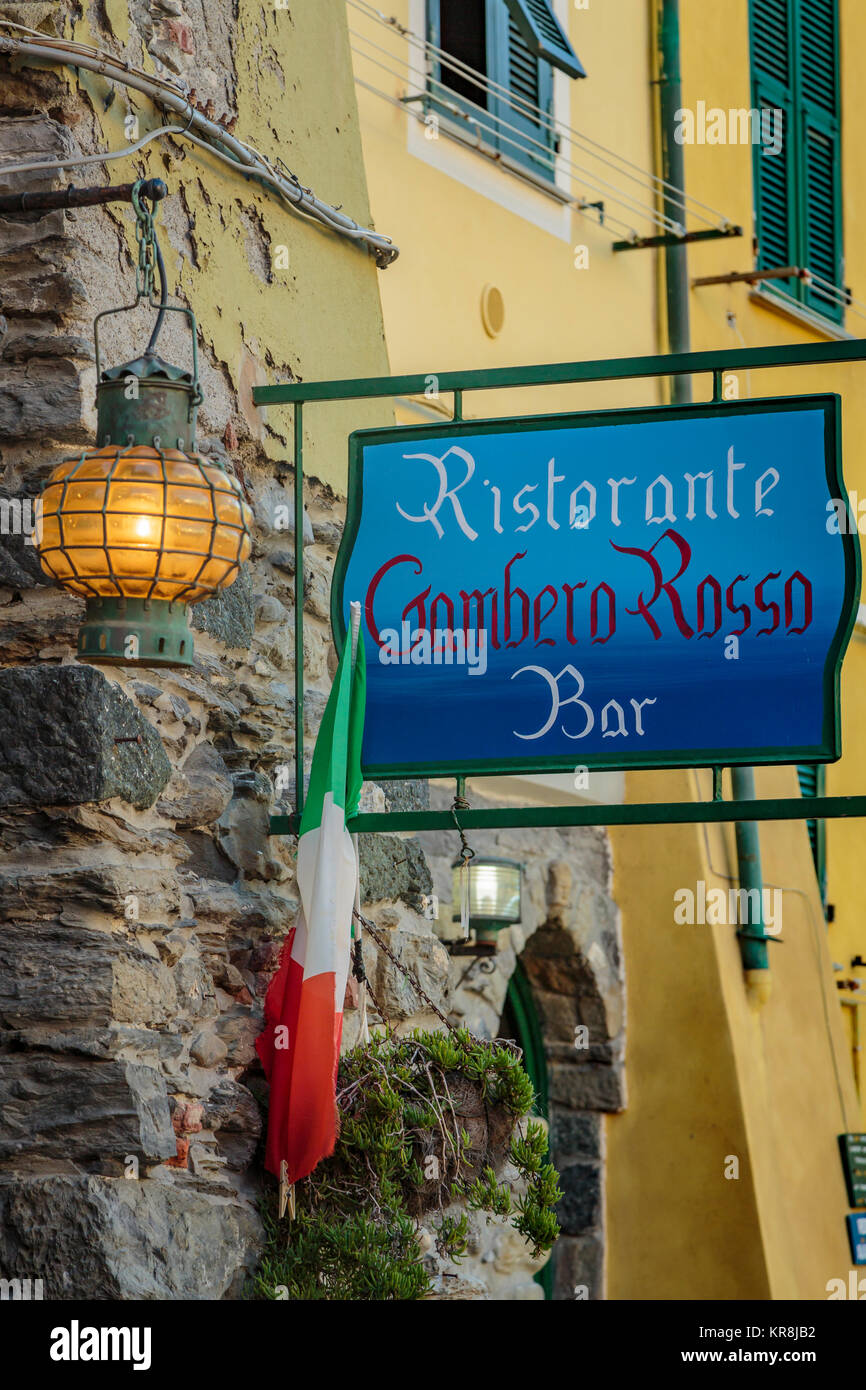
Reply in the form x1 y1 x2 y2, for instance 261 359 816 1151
0 587 82 665
549 1108 602 1163
203 1078 261 1172
381 779 430 813
549 1061 626 1113
0 1056 176 1165
532 988 579 1044
556 1160 602 1234
363 914 450 1022
359 834 432 909
0 922 176 1031
0 665 171 810
0 489 47 588
191 565 254 648
157 742 233 827
189 1028 228 1068
215 769 286 880
553 1232 605 1301
0 1175 262 1299
0 857 182 926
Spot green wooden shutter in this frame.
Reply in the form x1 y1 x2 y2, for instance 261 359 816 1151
797 763 827 901
508 14 541 111
491 7 555 177
799 0 837 114
798 0 843 321
503 0 585 79
750 0 842 321
752 0 792 89
803 116 842 317
754 91 796 286
751 2 797 297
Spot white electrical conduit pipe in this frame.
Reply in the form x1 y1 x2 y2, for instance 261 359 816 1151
0 22 399 266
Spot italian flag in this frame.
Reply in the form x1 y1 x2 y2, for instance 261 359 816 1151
256 604 366 1185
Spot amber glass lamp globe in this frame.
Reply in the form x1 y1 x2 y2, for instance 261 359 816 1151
37 354 252 666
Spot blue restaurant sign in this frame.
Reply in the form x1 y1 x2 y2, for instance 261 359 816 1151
332 396 860 780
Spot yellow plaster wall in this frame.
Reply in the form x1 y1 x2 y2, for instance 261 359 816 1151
605 0 863 1300
608 779 771 1301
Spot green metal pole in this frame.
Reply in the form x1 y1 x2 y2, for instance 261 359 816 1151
252 339 866 406
656 0 767 983
270 794 866 837
730 766 769 974
658 0 691 405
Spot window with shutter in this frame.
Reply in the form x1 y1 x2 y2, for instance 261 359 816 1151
750 0 843 324
428 0 577 181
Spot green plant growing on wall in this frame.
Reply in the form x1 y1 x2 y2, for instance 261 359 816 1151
251 1028 561 1301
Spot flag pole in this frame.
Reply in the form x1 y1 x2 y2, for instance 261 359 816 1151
259 598 366 1212
348 602 369 1044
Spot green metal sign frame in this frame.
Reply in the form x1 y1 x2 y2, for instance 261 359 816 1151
253 339 866 836
331 393 857 780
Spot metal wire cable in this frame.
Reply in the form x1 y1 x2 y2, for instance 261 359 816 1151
350 29 687 237
802 269 866 319
754 269 863 327
348 0 734 230
353 75 644 244
350 21 685 232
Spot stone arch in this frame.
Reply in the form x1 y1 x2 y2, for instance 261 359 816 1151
418 795 626 1301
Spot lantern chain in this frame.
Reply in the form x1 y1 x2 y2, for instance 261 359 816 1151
351 905 524 1070
131 179 168 357
132 181 157 300
451 791 476 940
451 792 476 868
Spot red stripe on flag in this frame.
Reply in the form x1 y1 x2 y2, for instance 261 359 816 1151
256 936 344 1183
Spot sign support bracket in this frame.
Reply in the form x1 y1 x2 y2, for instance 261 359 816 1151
253 338 866 837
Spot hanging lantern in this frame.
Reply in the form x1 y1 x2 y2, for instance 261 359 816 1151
451 856 523 948
36 181 252 667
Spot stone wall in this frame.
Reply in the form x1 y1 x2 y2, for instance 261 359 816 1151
0 0 399 1300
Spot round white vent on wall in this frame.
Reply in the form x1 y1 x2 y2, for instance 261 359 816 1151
481 283 506 338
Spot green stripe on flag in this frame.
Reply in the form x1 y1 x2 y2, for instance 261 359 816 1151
300 627 366 834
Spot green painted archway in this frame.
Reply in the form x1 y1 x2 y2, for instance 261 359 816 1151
502 958 553 1298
